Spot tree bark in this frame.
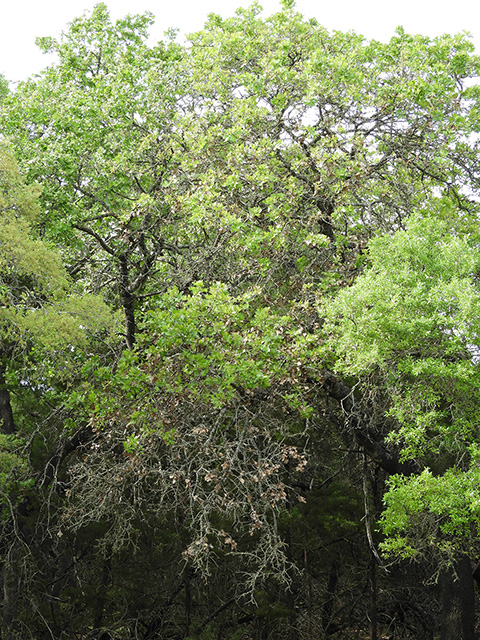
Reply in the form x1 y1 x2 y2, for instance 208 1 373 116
35 425 93 488
1 540 22 640
119 254 136 350
93 557 110 633
320 371 418 476
0 363 15 434
321 559 338 635
369 553 378 640
439 555 475 640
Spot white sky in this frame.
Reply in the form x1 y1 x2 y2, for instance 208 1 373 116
1 0 480 83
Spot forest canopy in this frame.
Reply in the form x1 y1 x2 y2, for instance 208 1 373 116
1 3 480 639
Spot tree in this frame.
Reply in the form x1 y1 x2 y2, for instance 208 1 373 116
0 141 113 639
1 3 196 351
0 141 111 430
1 3 480 638
323 210 480 639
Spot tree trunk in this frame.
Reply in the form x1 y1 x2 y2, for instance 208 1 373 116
369 554 378 640
0 363 15 434
321 559 338 635
185 571 191 638
439 554 475 640
93 557 110 633
119 254 136 350
1 541 22 640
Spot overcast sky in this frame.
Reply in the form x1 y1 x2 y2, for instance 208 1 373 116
1 0 480 83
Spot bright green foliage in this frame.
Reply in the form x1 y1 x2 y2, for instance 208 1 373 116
2 3 480 637
380 465 480 560
0 5 195 350
0 142 112 355
0 142 115 561
179 9 480 255
0 4 184 286
323 210 480 557
3 3 480 312
92 282 315 422
0 75 7 103
0 142 42 222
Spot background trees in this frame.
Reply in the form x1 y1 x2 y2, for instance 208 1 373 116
323 210 480 639
1 3 480 638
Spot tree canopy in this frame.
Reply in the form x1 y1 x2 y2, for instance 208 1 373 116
1 3 480 639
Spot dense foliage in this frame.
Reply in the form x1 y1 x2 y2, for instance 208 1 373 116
1 3 480 638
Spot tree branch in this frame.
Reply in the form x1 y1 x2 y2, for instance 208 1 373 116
320 371 418 476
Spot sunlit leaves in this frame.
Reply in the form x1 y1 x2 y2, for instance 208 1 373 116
90 282 316 428
0 142 114 370
323 208 480 555
380 464 480 559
